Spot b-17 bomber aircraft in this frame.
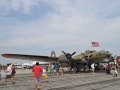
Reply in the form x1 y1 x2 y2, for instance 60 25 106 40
1 50 114 73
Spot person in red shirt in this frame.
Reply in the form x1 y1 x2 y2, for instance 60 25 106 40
32 62 43 90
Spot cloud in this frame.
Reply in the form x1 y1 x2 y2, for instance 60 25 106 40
0 0 45 15
0 0 120 64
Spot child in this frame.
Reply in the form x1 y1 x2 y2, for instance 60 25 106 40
42 67 48 79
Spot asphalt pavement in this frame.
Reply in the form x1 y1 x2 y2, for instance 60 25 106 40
0 70 120 90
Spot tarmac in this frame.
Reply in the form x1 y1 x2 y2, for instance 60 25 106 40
0 69 120 90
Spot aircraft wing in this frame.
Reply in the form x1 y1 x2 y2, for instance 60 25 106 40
1 54 59 62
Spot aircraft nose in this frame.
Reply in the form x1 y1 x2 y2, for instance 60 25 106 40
66 54 72 59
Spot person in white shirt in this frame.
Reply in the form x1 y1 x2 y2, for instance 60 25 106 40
91 63 95 74
5 64 15 84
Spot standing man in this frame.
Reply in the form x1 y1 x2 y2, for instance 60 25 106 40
5 63 14 84
55 63 60 75
32 62 43 90
91 63 95 74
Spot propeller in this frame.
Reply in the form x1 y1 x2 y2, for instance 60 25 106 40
62 51 76 59
81 53 88 60
62 51 76 69
81 53 93 68
106 51 112 58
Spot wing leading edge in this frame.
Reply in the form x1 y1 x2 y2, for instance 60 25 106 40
1 54 59 62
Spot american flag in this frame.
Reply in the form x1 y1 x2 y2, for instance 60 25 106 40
91 42 99 47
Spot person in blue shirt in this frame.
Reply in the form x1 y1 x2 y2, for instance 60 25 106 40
55 63 60 75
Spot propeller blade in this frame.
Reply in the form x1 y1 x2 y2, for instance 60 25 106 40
62 51 67 55
71 52 76 56
89 55 93 57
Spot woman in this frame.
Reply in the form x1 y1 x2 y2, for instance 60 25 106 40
11 64 16 84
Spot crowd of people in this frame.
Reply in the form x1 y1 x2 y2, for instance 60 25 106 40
0 62 119 90
91 62 119 76
45 63 64 76
0 62 64 90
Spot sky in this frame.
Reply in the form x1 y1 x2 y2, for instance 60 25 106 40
0 0 120 64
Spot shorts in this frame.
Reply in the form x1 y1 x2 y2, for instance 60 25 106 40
34 77 42 84
6 75 12 78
